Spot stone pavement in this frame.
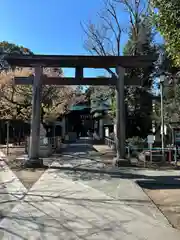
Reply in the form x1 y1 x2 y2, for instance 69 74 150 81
0 151 27 228
0 140 180 239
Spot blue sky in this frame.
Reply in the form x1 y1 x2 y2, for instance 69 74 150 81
0 0 162 77
0 0 107 77
0 0 103 54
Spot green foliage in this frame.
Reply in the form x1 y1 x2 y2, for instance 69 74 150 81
87 85 114 118
122 15 157 137
126 136 145 148
152 0 180 66
83 0 155 133
109 14 158 130
0 41 32 70
154 84 180 126
151 44 180 133
0 41 33 55
124 16 157 86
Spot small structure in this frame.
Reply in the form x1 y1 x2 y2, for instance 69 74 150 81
5 54 156 166
64 100 106 140
66 101 93 141
91 97 111 140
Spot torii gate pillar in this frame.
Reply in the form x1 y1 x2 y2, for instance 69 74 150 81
27 66 43 167
114 66 126 164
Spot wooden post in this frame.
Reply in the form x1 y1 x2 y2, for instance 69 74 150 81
28 66 43 165
115 66 126 161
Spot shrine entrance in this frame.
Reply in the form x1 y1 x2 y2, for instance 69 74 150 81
66 101 93 139
5 54 156 166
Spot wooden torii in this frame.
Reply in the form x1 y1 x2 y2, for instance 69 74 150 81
5 54 156 166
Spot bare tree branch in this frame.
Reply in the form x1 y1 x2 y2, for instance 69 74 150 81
82 0 149 74
82 0 125 77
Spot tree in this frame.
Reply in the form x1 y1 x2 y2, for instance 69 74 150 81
152 45 180 129
86 85 113 118
124 15 158 137
0 68 79 122
0 41 33 70
152 0 180 66
83 0 156 137
83 0 153 84
83 0 150 57
150 42 180 145
0 41 32 55
0 68 32 119
152 84 180 144
0 42 79 122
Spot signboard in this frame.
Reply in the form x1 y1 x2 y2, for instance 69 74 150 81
147 135 155 144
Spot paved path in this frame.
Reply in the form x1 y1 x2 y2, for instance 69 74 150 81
0 140 180 239
0 151 27 226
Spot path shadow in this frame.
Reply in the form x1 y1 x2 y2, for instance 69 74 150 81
48 140 180 191
62 145 98 154
137 179 180 190
47 164 180 189
0 183 155 240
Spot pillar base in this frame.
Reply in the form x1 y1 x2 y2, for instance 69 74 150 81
113 157 130 167
24 158 44 168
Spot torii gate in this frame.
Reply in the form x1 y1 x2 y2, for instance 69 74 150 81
5 54 156 166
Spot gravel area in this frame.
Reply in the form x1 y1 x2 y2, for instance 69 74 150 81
141 183 180 230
